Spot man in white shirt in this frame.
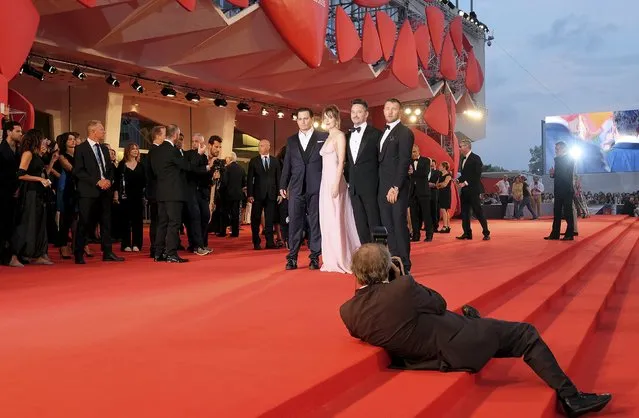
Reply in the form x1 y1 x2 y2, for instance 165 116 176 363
495 175 510 219
531 176 544 217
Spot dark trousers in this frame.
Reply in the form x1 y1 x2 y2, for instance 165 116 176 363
120 198 144 250
56 207 76 248
410 195 433 240
288 193 320 261
430 190 439 229
227 199 241 237
197 192 211 247
499 195 509 218
75 192 113 257
379 186 411 271
0 194 17 264
461 190 489 237
489 319 577 398
184 191 206 249
149 200 158 256
279 198 289 242
351 192 381 244
157 201 183 257
251 197 276 246
551 194 574 237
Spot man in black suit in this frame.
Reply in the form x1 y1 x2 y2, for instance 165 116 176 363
221 152 246 237
72 120 124 264
344 98 382 244
0 121 23 267
340 243 612 418
144 125 166 258
280 108 327 270
150 124 209 263
456 139 490 240
408 144 433 242
429 158 441 231
378 98 414 273
545 141 575 241
183 133 213 255
247 139 280 250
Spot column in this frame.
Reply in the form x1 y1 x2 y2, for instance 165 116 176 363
69 83 123 149
191 105 237 158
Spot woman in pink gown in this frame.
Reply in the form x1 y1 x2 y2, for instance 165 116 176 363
319 105 361 273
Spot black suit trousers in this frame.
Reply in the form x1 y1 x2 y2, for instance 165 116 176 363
461 190 489 237
251 197 276 246
149 200 158 256
351 192 381 244
0 194 17 264
288 193 321 260
378 186 411 271
157 201 183 257
75 191 113 256
551 193 574 237
184 192 207 248
410 195 433 239
226 199 241 237
120 198 144 250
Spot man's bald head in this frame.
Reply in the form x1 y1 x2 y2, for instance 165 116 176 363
259 139 271 156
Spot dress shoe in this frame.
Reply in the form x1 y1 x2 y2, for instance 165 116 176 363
154 254 167 262
545 235 560 240
483 234 491 241
75 256 86 265
456 234 472 240
166 255 188 263
254 244 262 250
462 305 481 319
561 236 574 241
103 252 124 262
309 259 320 270
558 392 611 417
285 259 297 270
424 236 433 242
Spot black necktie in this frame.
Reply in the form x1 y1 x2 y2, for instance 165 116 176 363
351 126 361 133
94 143 106 177
263 156 269 170
385 125 391 130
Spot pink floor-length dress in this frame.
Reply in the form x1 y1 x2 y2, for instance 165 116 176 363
319 139 361 274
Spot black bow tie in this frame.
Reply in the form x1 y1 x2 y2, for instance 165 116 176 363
385 125 391 130
350 126 361 133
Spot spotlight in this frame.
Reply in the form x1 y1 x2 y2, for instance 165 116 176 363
261 107 269 116
277 111 284 119
237 102 250 112
320 123 327 130
569 146 582 160
105 74 120 87
185 92 200 102
20 64 44 81
446 1 455 9
214 98 228 107
458 9 465 16
313 121 320 129
72 67 86 80
469 11 478 22
463 109 484 120
478 23 485 30
292 114 297 121
43 61 57 74
414 108 422 116
131 80 144 93
409 115 418 123
404 107 412 115
161 86 177 97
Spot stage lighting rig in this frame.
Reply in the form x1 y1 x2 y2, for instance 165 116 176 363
186 92 201 102
20 63 44 81
105 74 120 87
131 80 144 93
161 86 177 97
43 61 57 74
214 98 228 107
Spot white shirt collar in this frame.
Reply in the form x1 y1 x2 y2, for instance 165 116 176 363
463 150 472 159
299 128 314 138
354 122 367 131
164 139 174 147
386 119 401 130
87 138 99 148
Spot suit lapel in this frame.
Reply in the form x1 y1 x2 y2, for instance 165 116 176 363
380 124 398 161
346 131 355 166
303 131 319 163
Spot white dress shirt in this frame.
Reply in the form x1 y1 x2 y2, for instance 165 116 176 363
461 151 472 186
298 129 314 151
349 122 366 162
379 119 401 151
86 138 106 179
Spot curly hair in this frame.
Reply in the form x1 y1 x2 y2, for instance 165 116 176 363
21 129 45 155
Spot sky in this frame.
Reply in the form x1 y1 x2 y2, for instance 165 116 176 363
464 0 639 170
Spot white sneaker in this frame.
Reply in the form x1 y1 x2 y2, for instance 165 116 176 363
124 247 132 252
132 246 140 252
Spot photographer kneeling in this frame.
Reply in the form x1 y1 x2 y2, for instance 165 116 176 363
339 243 610 417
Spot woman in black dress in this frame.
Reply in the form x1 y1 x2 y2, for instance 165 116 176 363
12 129 54 265
436 161 452 233
55 132 77 259
113 143 146 252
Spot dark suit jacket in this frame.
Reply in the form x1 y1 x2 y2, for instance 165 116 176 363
73 140 114 199
552 154 575 198
184 149 211 197
409 156 432 198
280 130 328 197
458 152 483 195
247 155 280 201
150 141 206 202
345 125 382 197
222 161 247 201
340 275 499 373
144 144 160 201
378 122 414 194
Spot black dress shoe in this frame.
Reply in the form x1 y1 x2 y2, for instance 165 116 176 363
166 255 188 263
154 254 167 262
75 257 86 265
483 234 490 241
558 392 612 417
103 252 124 262
545 235 560 240
285 259 297 270
424 236 433 242
253 244 262 250
462 305 481 319
456 234 472 240
562 235 574 241
309 259 320 270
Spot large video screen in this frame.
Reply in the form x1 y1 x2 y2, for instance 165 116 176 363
543 109 639 173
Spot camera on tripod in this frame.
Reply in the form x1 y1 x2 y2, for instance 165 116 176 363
370 226 404 280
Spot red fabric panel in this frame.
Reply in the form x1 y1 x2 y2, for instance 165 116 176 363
261 0 329 68
76 0 96 6
353 0 390 6
462 34 473 52
465 49 482 93
449 16 463 55
448 93 456 136
175 0 196 11
414 24 431 69
335 6 361 63
0 0 39 79
8 88 35 130
426 6 445 55
439 32 457 81
362 13 382 64
226 0 249 7
376 11 396 61
451 133 460 179
423 93 448 135
0 75 7 114
391 20 418 88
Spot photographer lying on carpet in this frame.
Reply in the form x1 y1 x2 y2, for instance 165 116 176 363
339 243 611 417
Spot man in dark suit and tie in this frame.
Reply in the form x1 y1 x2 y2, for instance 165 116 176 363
408 144 433 242
247 139 281 250
344 98 382 244
340 243 612 418
144 125 166 258
456 139 490 240
429 159 441 231
221 152 246 238
378 98 414 273
151 124 209 263
546 141 575 240
280 108 328 270
73 120 124 264
183 133 213 255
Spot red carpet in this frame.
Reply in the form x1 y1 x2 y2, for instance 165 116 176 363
0 216 637 417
